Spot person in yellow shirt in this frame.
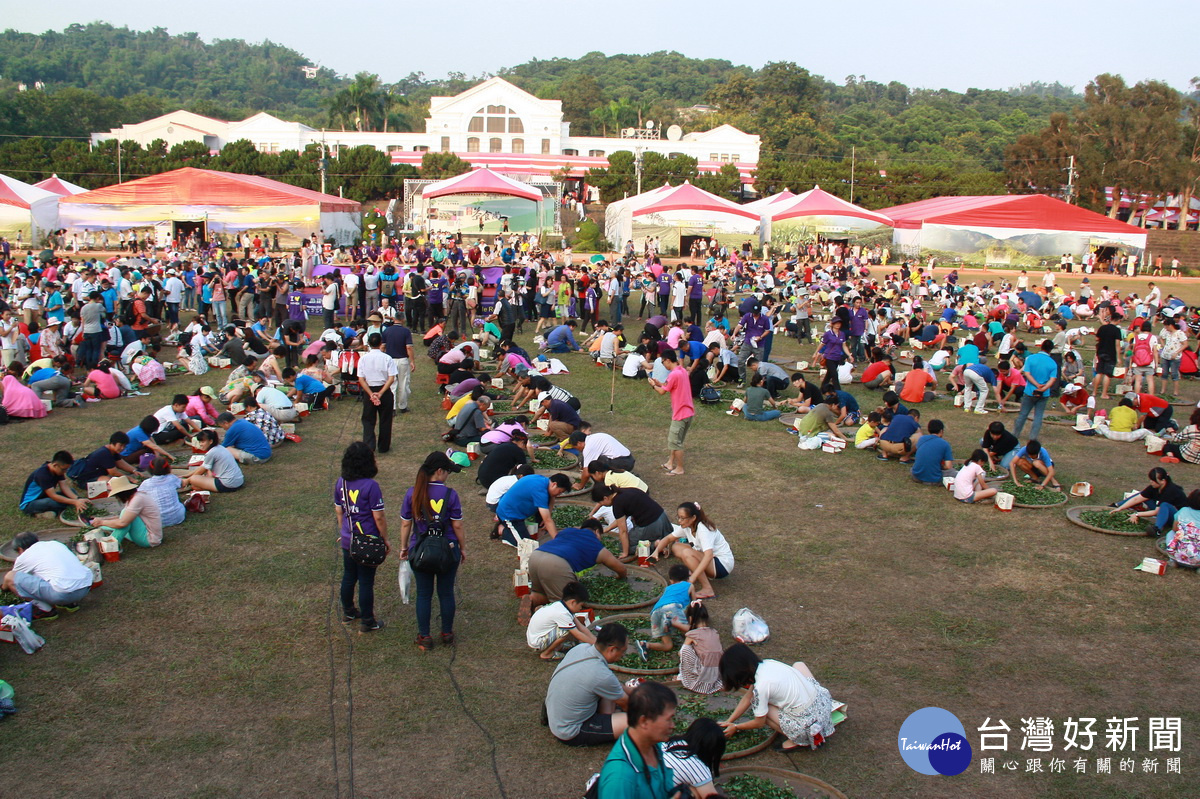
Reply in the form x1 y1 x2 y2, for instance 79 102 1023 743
1097 397 1150 442
855 411 882 450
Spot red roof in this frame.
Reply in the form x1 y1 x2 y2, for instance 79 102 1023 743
770 185 894 225
423 168 542 202
878 194 1142 234
33 174 87 196
60 167 360 211
634 181 759 221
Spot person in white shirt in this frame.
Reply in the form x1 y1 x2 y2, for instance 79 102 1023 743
356 332 397 452
4 532 93 614
569 430 634 473
163 270 185 331
622 346 649 379
526 581 596 660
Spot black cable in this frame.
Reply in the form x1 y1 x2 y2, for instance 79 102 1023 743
445 584 509 799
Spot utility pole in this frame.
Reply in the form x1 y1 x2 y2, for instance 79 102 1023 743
635 146 644 196
1064 155 1078 204
850 146 856 204
116 139 122 184
319 130 328 195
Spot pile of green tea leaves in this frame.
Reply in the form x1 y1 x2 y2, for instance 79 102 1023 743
608 616 680 670
674 694 773 754
582 574 655 608
552 504 592 529
1078 510 1147 534
1000 481 1065 505
60 504 98 525
533 449 577 469
720 774 800 799
0 589 23 606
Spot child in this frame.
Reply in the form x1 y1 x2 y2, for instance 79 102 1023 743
1010 439 1061 490
637 564 693 661
953 449 999 504
281 367 333 410
855 411 882 450
525 581 596 661
677 602 723 694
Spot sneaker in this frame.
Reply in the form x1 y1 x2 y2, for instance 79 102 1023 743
416 635 435 650
360 619 384 633
441 632 455 646
973 409 989 415
56 603 81 613
85 397 102 403
32 606 59 622
342 607 360 623
635 641 649 663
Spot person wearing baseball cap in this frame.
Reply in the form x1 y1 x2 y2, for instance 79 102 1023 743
399 451 465 650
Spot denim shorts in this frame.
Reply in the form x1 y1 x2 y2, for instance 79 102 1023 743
1162 358 1181 380
650 602 687 637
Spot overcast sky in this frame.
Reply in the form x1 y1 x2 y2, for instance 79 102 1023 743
6 0 1198 94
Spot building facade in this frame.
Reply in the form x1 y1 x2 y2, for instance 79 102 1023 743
92 77 760 185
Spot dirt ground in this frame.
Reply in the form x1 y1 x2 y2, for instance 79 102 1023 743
2 269 1199 798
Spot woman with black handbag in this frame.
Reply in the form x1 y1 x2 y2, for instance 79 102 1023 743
334 441 389 634
399 451 465 651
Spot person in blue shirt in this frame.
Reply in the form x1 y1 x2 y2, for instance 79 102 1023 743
544 321 580 353
281 367 334 410
215 413 273 463
878 407 922 462
100 281 119 317
1013 339 1059 441
833 389 861 424
636 564 694 661
495 473 571 546
120 416 173 463
44 285 65 323
1009 439 1060 490
956 341 980 367
911 419 955 484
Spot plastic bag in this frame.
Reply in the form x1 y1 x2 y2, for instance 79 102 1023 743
2 613 45 654
732 607 770 645
398 560 414 605
0 678 14 718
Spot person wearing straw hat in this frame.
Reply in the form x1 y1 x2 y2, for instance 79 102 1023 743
90 474 164 548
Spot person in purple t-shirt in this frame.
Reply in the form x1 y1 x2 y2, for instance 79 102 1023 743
686 272 704 325
656 271 673 315
848 296 869 361
732 305 770 382
399 451 466 650
334 442 389 633
814 316 853 390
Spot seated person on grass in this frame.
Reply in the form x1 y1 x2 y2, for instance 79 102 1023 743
591 484 672 561
741 373 781 422
215 412 273 464
19 451 89 517
152 394 199 445
877 407 922 462
783 373 823 411
861 355 893 390
120 416 173 464
181 429 245 494
795 394 847 443
73 432 144 485
897 356 936 403
1096 397 1150 442
281 367 334 410
1009 439 1061 490
953 449 999 504
544 622 633 747
89 474 163 548
581 457 648 496
648 501 734 600
634 564 694 661
3 531 92 619
855 411 883 450
982 420 1020 472
526 580 597 661
911 419 955 485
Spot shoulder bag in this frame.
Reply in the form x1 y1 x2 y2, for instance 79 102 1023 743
343 481 387 566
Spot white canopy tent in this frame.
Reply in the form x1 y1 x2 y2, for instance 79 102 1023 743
0 174 60 246
604 181 760 255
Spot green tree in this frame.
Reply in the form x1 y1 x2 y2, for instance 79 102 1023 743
419 151 472 179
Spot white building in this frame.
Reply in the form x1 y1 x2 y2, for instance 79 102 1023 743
92 77 760 186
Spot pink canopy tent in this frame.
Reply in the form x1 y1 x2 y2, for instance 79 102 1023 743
768 186 894 226
740 188 796 214
422 168 541 201
633 181 759 220
605 181 760 254
34 174 88 196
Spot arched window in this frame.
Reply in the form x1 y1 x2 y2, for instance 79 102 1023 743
469 105 525 137
489 138 502 153
467 137 480 153
512 138 525 154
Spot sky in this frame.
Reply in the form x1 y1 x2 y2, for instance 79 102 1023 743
5 0 1199 93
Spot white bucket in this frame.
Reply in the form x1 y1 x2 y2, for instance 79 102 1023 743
795 361 809 370
995 492 1014 511
41 398 53 412
953 394 964 407
1145 434 1166 454
479 349 491 360
730 398 745 412
491 378 504 388
536 419 550 431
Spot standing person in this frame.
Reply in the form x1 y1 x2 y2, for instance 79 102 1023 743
1091 308 1122 400
1159 317 1188 400
1013 340 1059 441
320 274 338 330
382 318 416 413
357 333 397 453
731 305 769 382
335 441 389 634
399 451 465 650
80 291 106 369
815 317 853 391
545 623 635 747
647 350 694 476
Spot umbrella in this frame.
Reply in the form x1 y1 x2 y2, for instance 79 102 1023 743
589 254 606 264
38 249 54 263
1019 291 1043 310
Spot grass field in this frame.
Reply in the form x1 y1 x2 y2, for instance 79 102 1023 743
2 268 1199 798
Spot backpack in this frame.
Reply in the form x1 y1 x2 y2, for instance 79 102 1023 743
1132 334 1154 367
699 385 722 404
410 515 457 575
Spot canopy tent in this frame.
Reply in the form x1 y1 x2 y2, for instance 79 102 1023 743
740 188 796 214
33 174 88 197
0 174 60 246
409 168 553 235
761 185 894 246
604 181 760 256
58 167 362 246
878 194 1147 267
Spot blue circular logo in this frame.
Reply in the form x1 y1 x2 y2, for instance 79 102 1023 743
897 707 973 776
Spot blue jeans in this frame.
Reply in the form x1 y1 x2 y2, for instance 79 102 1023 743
1013 393 1049 440
340 548 378 623
12 571 90 610
414 554 460 637
745 410 782 421
1155 502 1177 530
22 497 67 515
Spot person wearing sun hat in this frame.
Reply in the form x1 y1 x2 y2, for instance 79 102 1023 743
90 474 164 548
398 451 466 650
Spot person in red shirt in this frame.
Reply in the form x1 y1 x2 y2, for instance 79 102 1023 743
899 357 936 403
862 356 894 390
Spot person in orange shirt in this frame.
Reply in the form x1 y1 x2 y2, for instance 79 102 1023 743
899 356 936 403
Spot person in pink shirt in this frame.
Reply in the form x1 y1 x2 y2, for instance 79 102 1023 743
647 350 695 476
82 361 121 400
665 320 686 350
185 386 221 425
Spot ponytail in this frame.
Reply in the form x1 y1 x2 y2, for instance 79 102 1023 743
411 465 434 522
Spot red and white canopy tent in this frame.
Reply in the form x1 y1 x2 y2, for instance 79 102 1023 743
58 167 361 246
0 173 60 244
604 181 761 254
741 188 796 215
761 185 894 245
33 174 88 197
409 167 553 235
878 194 1146 265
